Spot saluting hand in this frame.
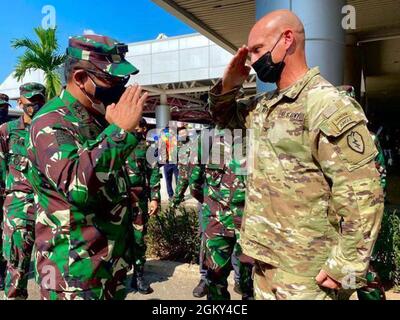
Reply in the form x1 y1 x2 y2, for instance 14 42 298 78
106 84 148 132
222 46 251 94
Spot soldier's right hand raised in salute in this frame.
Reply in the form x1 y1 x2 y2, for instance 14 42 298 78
106 84 148 132
222 46 251 95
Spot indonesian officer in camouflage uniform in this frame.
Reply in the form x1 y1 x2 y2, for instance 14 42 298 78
0 83 46 299
0 93 11 290
126 118 161 294
26 35 147 300
209 10 384 300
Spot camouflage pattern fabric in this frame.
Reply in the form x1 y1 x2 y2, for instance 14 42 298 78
189 128 254 300
26 90 140 300
209 67 384 300
0 93 9 284
356 134 387 300
126 138 161 274
372 134 387 191
20 83 46 99
0 117 35 299
254 261 337 300
67 35 139 78
0 198 5 288
171 137 203 207
337 86 387 300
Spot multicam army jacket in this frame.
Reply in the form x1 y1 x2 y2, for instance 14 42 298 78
0 117 34 222
209 67 384 286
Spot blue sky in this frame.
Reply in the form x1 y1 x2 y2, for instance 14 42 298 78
0 0 194 82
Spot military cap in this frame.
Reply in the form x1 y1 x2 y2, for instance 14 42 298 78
20 82 46 99
66 35 139 78
0 93 10 106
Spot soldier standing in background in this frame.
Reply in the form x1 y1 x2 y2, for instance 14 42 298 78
0 93 11 290
126 118 161 294
26 35 147 300
190 128 254 300
210 10 384 299
0 83 46 299
170 126 208 298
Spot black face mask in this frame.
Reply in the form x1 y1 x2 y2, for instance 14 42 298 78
0 108 8 124
87 74 127 108
252 33 288 83
22 103 43 118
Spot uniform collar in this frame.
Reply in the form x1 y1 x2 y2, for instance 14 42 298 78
60 89 78 106
262 67 320 109
280 67 320 99
18 116 28 130
60 89 109 130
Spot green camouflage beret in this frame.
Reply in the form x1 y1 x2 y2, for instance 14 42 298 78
0 93 10 106
67 35 139 78
20 82 46 99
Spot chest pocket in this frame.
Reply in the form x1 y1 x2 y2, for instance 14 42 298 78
264 110 305 147
7 135 29 172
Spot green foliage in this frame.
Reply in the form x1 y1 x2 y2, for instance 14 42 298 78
147 207 200 264
11 27 66 100
373 207 400 291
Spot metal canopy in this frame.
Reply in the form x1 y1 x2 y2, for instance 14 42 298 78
152 0 400 104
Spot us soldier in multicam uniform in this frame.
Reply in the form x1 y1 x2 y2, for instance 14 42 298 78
210 10 384 300
26 35 147 300
0 93 11 291
0 83 46 299
126 118 161 294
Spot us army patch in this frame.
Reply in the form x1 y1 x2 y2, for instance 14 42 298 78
347 131 365 154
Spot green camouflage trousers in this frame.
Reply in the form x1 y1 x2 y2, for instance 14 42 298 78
132 199 149 275
204 226 254 300
0 201 6 283
254 261 339 300
2 194 35 300
40 276 128 300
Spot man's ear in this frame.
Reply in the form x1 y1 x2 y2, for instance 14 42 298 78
284 30 296 53
73 70 87 89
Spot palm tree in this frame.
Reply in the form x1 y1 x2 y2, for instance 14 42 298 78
11 27 66 100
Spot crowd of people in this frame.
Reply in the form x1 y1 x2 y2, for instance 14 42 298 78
0 9 387 300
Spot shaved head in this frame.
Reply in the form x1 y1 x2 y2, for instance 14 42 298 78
253 9 305 38
248 9 305 55
247 9 309 89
